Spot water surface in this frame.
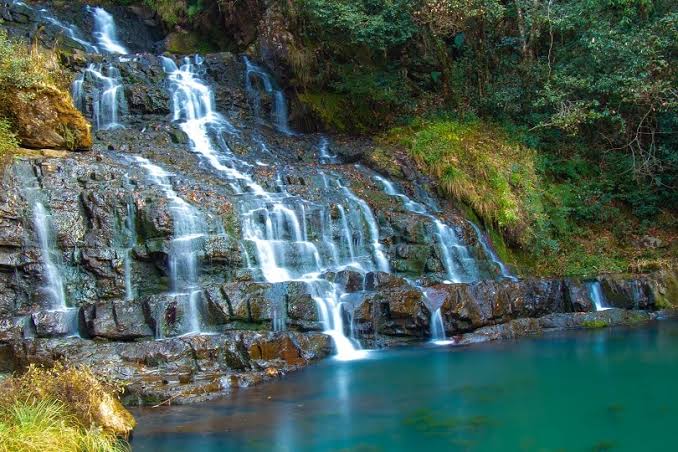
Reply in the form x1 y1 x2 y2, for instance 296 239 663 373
133 322 678 451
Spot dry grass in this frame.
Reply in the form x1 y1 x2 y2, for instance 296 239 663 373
0 363 134 452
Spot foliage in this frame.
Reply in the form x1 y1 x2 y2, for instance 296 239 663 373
383 116 543 246
297 0 418 52
0 118 18 156
0 363 133 452
137 0 206 26
0 29 72 150
0 30 65 96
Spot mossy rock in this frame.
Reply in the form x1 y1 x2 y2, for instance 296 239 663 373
581 319 608 329
6 85 91 150
164 31 213 55
365 147 403 178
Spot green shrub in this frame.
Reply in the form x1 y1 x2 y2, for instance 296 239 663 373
0 118 18 155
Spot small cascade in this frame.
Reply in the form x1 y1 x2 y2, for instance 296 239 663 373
161 55 385 359
318 136 339 164
468 221 517 281
371 172 480 282
430 308 447 342
33 202 67 311
434 221 480 283
35 5 99 53
631 280 643 310
14 162 79 337
72 63 126 130
32 202 79 336
123 192 137 302
71 73 85 112
89 6 128 54
587 281 611 311
135 157 205 335
272 90 293 135
243 56 294 135
338 182 390 273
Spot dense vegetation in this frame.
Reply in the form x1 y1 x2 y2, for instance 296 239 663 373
0 364 133 452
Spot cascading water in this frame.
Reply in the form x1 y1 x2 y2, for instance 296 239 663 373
318 136 339 164
338 182 390 273
135 157 205 335
33 202 67 311
587 281 611 311
161 55 389 359
468 221 517 281
243 56 294 135
89 6 128 54
32 202 79 336
36 5 99 53
123 185 137 301
13 161 79 337
72 64 126 130
370 172 480 283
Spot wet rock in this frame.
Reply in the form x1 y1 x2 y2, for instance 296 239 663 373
248 333 307 366
125 84 170 115
32 309 77 337
84 301 153 340
0 317 24 342
565 280 594 312
333 270 365 292
600 276 655 310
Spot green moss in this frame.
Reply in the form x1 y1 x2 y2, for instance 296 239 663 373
582 319 608 329
164 31 214 54
298 91 353 132
366 147 403 178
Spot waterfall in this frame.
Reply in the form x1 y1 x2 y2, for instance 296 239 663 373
272 90 293 135
243 56 294 135
71 73 85 112
468 221 517 281
434 220 479 283
14 161 79 337
161 55 384 359
338 183 390 273
371 172 481 282
430 309 447 342
135 157 205 335
318 136 339 164
35 6 99 53
90 7 128 55
72 64 126 130
33 203 67 311
587 281 611 311
123 195 137 302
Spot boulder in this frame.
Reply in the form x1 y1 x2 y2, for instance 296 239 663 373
32 309 78 337
565 280 594 312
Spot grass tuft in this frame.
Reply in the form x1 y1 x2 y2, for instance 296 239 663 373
0 363 134 452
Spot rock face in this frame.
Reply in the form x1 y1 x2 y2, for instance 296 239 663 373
0 1 673 406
